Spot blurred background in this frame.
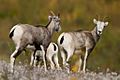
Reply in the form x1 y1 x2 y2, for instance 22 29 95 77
0 0 120 72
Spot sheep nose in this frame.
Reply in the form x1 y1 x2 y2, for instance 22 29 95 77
98 31 102 34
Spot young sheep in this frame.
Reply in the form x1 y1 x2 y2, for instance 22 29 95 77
58 18 108 72
46 42 61 70
9 11 61 72
33 46 47 69
34 42 61 70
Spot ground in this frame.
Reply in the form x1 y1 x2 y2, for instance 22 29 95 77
0 61 120 80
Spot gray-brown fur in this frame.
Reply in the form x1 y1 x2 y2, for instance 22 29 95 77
65 29 97 54
58 19 108 72
18 24 51 50
9 11 61 72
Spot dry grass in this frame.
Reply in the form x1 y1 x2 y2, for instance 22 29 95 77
0 60 119 80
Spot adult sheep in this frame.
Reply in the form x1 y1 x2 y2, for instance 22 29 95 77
9 11 61 72
58 18 108 72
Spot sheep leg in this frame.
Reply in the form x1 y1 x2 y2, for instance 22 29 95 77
10 45 23 73
10 38 28 72
46 54 54 69
82 49 88 73
78 56 82 72
60 48 66 66
82 48 92 72
34 57 38 67
40 45 47 71
65 49 74 72
43 52 47 71
30 51 35 66
53 54 61 70
66 49 74 63
49 56 55 70
34 51 40 67
10 48 18 73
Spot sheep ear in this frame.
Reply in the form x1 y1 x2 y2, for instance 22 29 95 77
93 18 97 24
48 16 52 20
105 22 108 26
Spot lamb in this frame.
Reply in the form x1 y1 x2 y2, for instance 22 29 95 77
57 18 108 72
9 11 61 72
33 42 61 70
46 42 61 70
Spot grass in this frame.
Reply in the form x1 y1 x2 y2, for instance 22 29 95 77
0 60 120 80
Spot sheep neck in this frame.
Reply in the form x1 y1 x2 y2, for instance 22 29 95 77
47 20 55 36
91 27 100 43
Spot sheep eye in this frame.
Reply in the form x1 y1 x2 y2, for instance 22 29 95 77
53 17 56 19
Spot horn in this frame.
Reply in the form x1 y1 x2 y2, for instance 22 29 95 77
96 14 100 21
58 13 60 17
103 16 109 21
50 10 55 16
98 15 101 20
103 16 106 21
